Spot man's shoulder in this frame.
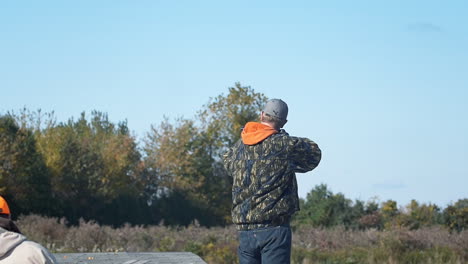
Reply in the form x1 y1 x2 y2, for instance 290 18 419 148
267 131 308 144
13 240 57 263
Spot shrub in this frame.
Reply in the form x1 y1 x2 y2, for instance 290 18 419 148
15 214 68 252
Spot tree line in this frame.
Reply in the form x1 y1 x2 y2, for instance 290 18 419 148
1 83 265 227
295 184 467 232
1 83 467 231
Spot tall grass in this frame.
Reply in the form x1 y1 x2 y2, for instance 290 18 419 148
16 214 467 264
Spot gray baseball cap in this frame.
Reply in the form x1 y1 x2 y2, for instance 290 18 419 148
263 99 288 121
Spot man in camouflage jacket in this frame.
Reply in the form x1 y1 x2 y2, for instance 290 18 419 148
224 99 321 264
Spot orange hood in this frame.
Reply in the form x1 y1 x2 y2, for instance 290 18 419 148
241 122 278 145
0 196 10 215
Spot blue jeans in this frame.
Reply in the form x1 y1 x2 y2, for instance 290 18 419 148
238 225 292 264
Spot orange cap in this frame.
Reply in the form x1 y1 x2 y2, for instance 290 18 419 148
0 196 11 215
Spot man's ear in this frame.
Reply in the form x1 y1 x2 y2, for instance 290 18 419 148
281 120 288 128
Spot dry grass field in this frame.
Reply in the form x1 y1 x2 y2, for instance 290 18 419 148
16 214 468 264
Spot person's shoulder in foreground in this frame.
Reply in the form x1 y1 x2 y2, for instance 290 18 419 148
0 195 57 264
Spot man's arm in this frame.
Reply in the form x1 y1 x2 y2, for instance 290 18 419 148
288 137 321 173
223 147 235 176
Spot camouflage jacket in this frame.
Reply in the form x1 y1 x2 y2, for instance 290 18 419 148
223 122 321 230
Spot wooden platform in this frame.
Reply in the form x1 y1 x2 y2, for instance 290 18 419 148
54 252 207 264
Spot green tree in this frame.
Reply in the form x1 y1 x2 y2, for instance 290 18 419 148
357 198 383 230
293 184 365 228
0 115 53 217
35 111 143 224
398 200 443 229
381 199 399 229
143 83 267 226
443 198 468 232
144 117 228 226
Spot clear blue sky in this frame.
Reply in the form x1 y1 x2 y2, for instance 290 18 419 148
1 1 467 208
